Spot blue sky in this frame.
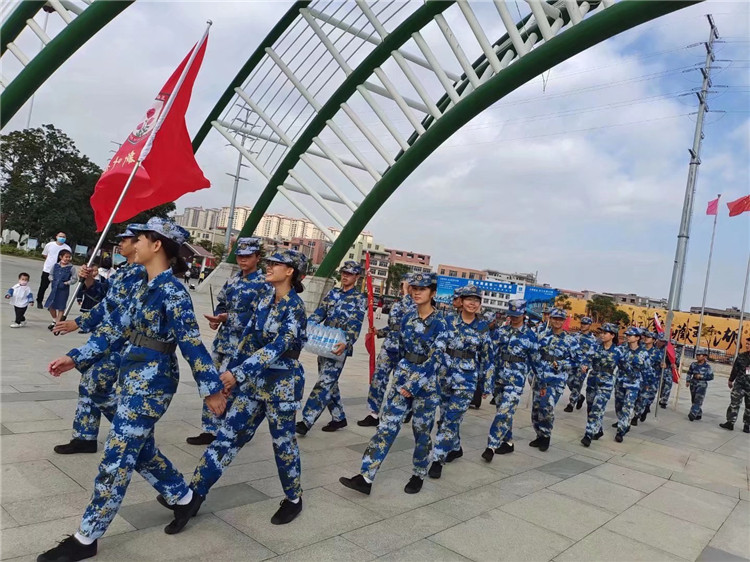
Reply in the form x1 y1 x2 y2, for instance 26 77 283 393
3 0 748 311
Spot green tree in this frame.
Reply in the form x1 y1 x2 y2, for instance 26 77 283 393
211 243 225 263
554 293 573 311
586 295 629 325
197 239 213 252
385 263 410 295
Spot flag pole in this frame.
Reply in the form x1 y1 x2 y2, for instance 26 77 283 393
695 194 721 352
57 21 213 327
734 252 750 362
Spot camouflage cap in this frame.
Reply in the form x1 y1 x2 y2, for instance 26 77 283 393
456 285 481 298
339 260 363 275
116 223 145 239
401 272 412 282
600 323 619 335
696 347 709 356
549 307 567 319
624 326 641 337
580 316 593 325
266 249 308 272
656 333 667 341
409 272 437 287
506 299 527 317
131 217 189 245
643 331 657 340
235 237 261 256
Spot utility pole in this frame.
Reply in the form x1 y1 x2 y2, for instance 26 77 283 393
658 15 718 414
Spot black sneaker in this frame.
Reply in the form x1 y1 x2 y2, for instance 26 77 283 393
529 437 543 448
445 447 463 462
688 413 696 422
404 412 413 424
481 447 494 462
719 422 734 431
537 437 550 452
54 439 98 455
339 474 372 495
38 535 97 562
611 422 619 428
489 397 496 405
428 461 443 479
563 404 574 413
696 415 702 420
631 417 639 426
321 419 348 432
186 432 215 446
615 432 624 443
37 302 44 309
581 434 592 447
593 429 604 440
744 424 750 434
640 411 648 422
576 395 585 410
404 475 423 494
271 498 302 525
356 415 379 427
164 492 204 535
295 421 309 436
659 403 667 409
496 442 514 455
156 494 175 511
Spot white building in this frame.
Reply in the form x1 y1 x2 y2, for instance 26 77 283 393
482 270 537 312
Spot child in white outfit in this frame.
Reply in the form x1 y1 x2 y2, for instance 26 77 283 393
6 272 34 327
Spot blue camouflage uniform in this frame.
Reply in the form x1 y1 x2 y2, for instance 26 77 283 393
531 308 581 441
486 299 538 449
68 218 224 541
567 317 597 409
192 250 308 502
301 261 366 429
432 286 494 464
584 324 626 438
366 285 415 417
200 238 270 435
687 353 713 419
614 328 648 436
659 342 683 407
360 273 451 482
633 334 662 420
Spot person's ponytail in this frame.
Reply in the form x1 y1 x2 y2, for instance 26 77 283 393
292 268 305 293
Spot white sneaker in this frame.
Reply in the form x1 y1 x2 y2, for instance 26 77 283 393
20 321 26 326
10 322 20 328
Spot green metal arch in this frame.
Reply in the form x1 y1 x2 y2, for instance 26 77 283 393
1 0 46 57
313 0 700 277
0 0 133 129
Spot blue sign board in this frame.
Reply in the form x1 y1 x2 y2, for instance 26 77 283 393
436 275 518 304
523 286 558 304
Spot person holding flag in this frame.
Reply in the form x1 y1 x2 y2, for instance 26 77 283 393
296 261 366 435
186 237 271 446
658 339 683 408
637 331 665 423
358 273 415 427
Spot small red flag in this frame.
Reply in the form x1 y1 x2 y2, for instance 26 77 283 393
90 39 210 231
727 194 750 218
364 253 376 382
654 313 679 382
706 197 719 215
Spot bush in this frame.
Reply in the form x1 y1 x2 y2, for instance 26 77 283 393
0 244 44 260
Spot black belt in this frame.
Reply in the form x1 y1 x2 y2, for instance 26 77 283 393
540 351 557 362
502 353 526 363
281 349 301 360
129 333 177 354
447 348 474 360
404 351 429 364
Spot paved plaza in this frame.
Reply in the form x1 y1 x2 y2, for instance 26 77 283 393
0 254 748 561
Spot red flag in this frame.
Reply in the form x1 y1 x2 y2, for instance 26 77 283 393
562 316 571 331
706 197 719 215
364 253 376 381
90 39 210 230
653 313 679 382
727 194 750 217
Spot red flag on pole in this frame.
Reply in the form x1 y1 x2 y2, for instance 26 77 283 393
654 313 679 382
727 194 750 217
90 39 210 230
706 197 719 216
364 253 376 381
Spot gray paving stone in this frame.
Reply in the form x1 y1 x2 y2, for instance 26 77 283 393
1 459 83 503
637 480 738 530
215 487 381 554
430 484 521 521
537 457 598 479
269 536 375 562
698 546 750 562
0 507 19 530
426 457 507 493
500 489 615 540
376 539 472 561
708 500 750 559
249 463 352 498
641 428 676 440
0 402 60 423
553 528 684 561
550 473 645 513
0 424 12 434
346 436 414 455
3 490 93 526
605 505 716 560
467 448 549 475
608 453 675 479
491 468 562 496
670 471 741 498
343 505 460 556
430 508 573 561
0 391 79 402
2 418 73 434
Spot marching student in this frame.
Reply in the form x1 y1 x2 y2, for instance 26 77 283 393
581 323 623 446
686 348 713 421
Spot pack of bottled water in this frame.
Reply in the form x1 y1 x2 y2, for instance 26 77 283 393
304 322 347 358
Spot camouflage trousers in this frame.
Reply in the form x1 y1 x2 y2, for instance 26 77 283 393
71 381 102 441
72 357 119 441
192 394 301 501
634 375 659 418
566 368 588 407
614 378 640 435
361 386 439 481
726 376 750 425
366 345 398 416
584 375 615 437
487 383 524 449
79 402 190 540
658 368 673 406
689 380 709 418
432 386 473 463
200 352 233 434
531 377 566 438
301 356 347 427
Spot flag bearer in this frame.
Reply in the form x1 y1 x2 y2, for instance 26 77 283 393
186 237 270 445
686 348 714 421
297 261 366 434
